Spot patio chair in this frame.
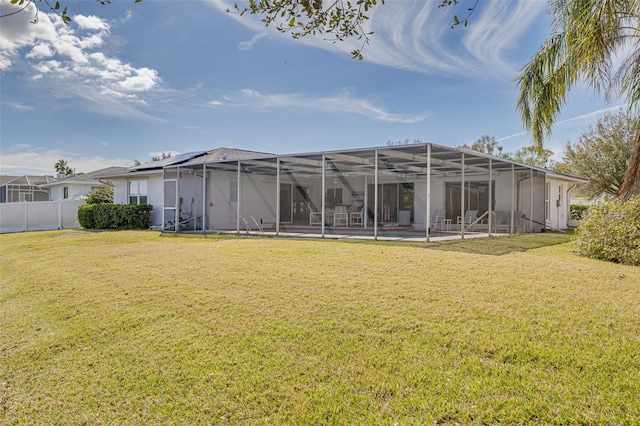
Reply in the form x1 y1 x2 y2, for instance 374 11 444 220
493 211 511 233
457 210 478 231
349 205 364 227
430 209 446 230
492 210 524 233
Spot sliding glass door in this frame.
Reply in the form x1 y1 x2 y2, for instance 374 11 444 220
445 181 495 221
366 183 414 224
279 184 310 224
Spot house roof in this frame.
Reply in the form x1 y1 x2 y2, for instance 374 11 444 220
0 175 20 186
102 143 588 184
102 148 273 178
40 167 129 187
173 143 588 183
178 147 274 167
128 151 209 171
0 175 58 187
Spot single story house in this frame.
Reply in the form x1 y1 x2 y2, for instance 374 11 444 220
107 144 588 240
40 166 128 201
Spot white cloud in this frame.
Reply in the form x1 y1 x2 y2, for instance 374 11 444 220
207 0 547 79
496 105 625 144
148 151 180 160
555 106 624 128
7 101 34 111
238 33 266 50
0 55 11 70
496 131 527 143
0 145 133 176
119 68 159 92
26 44 53 59
0 0 161 119
463 1 547 77
74 15 109 31
213 88 429 123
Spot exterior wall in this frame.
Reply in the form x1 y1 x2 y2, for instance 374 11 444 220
546 177 573 230
50 183 102 201
177 171 203 228
112 173 164 227
517 172 546 232
413 177 445 227
113 177 128 205
147 175 163 227
0 200 85 233
205 171 278 230
109 160 581 233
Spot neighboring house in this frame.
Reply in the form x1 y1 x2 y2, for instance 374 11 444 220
107 144 588 237
40 166 128 201
0 175 57 203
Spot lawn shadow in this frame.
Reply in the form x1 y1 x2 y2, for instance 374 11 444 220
420 231 573 256
163 229 574 257
343 231 574 256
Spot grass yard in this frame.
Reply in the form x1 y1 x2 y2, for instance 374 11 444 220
1 230 639 424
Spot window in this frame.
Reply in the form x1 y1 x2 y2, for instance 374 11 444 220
63 186 69 199
445 181 495 221
128 180 148 205
558 184 563 206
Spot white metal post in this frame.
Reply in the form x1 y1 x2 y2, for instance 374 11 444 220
236 161 241 234
202 163 206 233
321 154 326 238
511 164 515 234
161 173 165 231
176 167 180 233
488 158 493 236
426 143 431 241
374 149 379 240
461 153 465 239
530 169 534 233
364 174 368 228
276 157 280 237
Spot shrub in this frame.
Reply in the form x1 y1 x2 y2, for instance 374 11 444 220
570 204 589 220
85 187 114 204
575 198 640 266
78 204 153 230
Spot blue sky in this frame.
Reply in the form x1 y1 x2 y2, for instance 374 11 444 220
0 0 621 176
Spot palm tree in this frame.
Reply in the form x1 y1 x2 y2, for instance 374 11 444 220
516 0 640 199
54 159 73 176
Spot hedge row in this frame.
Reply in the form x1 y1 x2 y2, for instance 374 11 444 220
78 204 153 230
575 198 640 266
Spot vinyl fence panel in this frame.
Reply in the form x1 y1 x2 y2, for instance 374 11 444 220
0 200 85 233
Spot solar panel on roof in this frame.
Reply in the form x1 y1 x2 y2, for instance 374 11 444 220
131 151 208 170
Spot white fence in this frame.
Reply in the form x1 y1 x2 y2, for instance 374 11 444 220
0 200 85 234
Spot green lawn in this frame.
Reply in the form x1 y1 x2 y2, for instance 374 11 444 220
1 230 639 424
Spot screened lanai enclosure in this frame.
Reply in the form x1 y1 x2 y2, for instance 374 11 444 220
156 143 575 241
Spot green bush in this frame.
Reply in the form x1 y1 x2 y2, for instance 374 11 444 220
575 198 640 266
78 204 153 230
570 204 589 220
